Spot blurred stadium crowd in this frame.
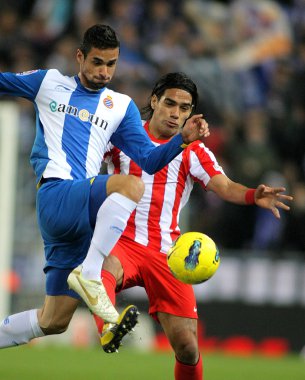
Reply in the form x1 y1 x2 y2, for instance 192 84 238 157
1 0 305 254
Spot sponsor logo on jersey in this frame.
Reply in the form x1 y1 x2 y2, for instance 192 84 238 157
103 96 113 109
49 100 109 130
16 70 38 76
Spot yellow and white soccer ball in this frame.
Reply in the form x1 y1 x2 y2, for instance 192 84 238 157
167 232 220 284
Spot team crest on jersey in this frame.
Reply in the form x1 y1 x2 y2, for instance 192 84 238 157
103 96 113 109
17 70 38 76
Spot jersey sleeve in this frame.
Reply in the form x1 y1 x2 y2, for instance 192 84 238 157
0 69 47 100
187 142 225 188
110 100 184 174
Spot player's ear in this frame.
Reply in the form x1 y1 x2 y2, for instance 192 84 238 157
151 95 158 110
76 49 84 64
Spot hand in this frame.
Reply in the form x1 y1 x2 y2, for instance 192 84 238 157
254 184 293 219
181 114 210 144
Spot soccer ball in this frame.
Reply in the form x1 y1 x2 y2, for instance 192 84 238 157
167 232 220 284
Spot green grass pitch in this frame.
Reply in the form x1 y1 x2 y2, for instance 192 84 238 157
0 346 304 380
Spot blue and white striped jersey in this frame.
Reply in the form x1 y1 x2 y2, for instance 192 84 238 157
0 69 184 182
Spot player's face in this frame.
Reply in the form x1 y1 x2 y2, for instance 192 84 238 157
77 47 119 90
149 88 193 139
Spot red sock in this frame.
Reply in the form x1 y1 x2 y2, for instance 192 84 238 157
174 354 203 380
93 269 117 334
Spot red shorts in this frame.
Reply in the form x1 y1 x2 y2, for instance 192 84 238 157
111 237 198 321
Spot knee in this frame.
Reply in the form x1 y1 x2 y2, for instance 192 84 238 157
120 175 145 203
174 338 199 365
103 255 123 286
38 312 71 336
40 320 69 336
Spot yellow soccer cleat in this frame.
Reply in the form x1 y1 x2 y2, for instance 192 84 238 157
101 305 139 353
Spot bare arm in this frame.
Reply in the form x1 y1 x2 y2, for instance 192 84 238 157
206 174 293 219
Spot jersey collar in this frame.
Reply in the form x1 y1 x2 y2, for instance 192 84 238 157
144 121 170 144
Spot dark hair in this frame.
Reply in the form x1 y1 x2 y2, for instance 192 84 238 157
80 24 120 57
141 72 198 119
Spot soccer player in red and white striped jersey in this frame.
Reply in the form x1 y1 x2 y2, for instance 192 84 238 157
95 73 292 379
104 120 224 255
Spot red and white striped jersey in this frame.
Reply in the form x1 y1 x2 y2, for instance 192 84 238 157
105 121 225 254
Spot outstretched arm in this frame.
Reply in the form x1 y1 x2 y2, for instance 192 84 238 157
206 174 293 219
251 184 293 219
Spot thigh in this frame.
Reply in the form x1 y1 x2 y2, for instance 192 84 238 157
112 239 198 320
141 250 198 321
37 179 96 268
89 174 110 228
37 179 92 240
110 238 145 290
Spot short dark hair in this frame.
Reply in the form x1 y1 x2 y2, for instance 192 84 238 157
142 72 198 119
80 24 120 57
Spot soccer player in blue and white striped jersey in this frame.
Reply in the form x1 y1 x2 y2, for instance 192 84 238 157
0 24 209 349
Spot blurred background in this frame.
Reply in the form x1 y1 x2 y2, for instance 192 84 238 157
0 0 305 359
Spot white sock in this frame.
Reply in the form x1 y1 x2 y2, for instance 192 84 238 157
0 309 44 348
82 192 137 281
